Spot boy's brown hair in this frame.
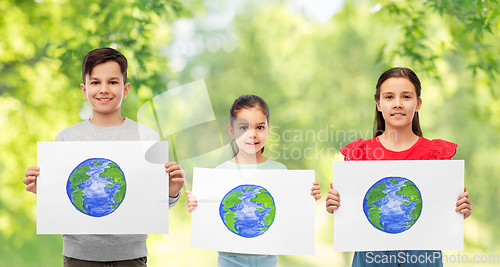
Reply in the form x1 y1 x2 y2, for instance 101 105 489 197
82 48 128 84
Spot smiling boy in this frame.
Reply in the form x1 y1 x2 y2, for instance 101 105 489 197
23 48 184 266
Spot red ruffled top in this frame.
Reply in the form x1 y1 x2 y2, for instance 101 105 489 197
340 137 457 161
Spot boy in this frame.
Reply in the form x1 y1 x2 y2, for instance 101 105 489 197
22 48 184 266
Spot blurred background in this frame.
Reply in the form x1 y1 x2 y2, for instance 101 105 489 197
1 0 499 266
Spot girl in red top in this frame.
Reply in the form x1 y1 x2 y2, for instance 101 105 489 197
325 67 472 267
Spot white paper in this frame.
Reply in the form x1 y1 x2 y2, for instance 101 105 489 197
333 160 464 252
191 168 316 255
37 141 169 234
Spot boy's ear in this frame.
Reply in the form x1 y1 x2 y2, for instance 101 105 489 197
123 83 131 99
228 124 235 140
80 83 87 99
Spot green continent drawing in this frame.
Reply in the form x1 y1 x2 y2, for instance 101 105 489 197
219 184 276 238
363 177 423 234
66 158 126 217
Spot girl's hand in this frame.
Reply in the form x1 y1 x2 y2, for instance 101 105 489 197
455 188 471 220
185 190 198 212
326 182 341 214
310 181 321 201
23 166 40 194
165 162 185 198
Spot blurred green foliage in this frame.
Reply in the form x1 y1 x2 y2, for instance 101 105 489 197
1 0 499 266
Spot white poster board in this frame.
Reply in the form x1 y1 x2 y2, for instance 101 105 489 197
37 141 169 234
191 168 316 255
333 160 464 252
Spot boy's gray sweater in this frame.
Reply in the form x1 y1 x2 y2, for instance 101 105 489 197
56 118 180 261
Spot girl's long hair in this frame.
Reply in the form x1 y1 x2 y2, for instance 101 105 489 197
373 67 423 137
229 95 270 158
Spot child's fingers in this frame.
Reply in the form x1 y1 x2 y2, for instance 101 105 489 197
185 190 192 195
462 209 472 219
165 166 181 174
310 189 321 200
326 198 340 207
457 205 472 219
169 170 184 178
163 162 182 172
330 182 333 189
25 183 37 194
163 161 178 169
328 188 340 197
456 196 471 207
310 189 321 195
24 170 39 178
455 202 471 213
188 203 198 213
311 190 321 196
187 195 198 213
26 166 40 172
456 205 471 214
186 193 198 202
326 204 339 214
326 192 340 202
457 191 469 200
22 176 36 186
170 177 185 184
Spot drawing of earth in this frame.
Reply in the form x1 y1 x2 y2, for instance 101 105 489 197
219 184 276 238
363 177 422 234
66 158 126 217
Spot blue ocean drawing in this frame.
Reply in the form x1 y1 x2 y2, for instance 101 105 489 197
219 184 276 238
363 177 423 234
66 158 126 217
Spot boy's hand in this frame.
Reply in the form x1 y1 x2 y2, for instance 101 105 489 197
326 182 341 214
165 162 185 198
310 181 321 201
455 188 471 220
23 166 40 194
185 190 198 212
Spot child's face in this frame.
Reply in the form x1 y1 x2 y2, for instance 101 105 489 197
80 61 130 117
376 77 422 131
229 107 269 157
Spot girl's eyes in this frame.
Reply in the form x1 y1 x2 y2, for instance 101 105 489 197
239 126 265 130
403 95 411 99
385 95 393 99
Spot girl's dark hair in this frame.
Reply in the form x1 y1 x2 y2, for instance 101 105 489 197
229 95 270 158
373 67 423 137
82 48 128 84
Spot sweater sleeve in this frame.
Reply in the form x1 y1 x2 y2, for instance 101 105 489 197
169 192 181 209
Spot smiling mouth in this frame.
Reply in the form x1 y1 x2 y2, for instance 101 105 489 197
391 113 405 116
246 142 259 145
97 98 112 102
